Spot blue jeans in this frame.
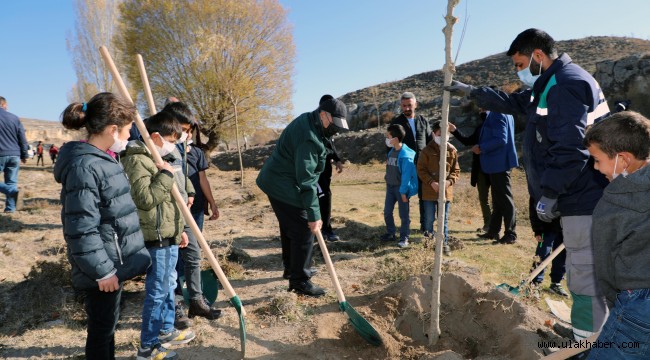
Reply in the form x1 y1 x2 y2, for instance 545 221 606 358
141 245 178 348
423 200 450 245
588 289 650 359
383 184 410 241
0 156 20 212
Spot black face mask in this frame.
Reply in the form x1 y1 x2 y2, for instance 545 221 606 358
323 123 341 138
479 112 488 121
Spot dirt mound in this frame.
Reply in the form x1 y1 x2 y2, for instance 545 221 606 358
346 261 548 360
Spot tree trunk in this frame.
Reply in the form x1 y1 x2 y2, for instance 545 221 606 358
429 0 459 347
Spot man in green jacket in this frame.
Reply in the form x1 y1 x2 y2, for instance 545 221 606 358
256 96 348 296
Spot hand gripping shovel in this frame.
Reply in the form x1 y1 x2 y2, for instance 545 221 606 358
314 231 382 346
497 243 566 296
99 47 247 357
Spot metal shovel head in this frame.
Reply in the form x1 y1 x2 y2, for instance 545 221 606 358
339 301 383 346
229 295 246 357
496 281 523 296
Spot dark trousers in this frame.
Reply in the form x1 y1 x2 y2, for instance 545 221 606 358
84 286 122 360
488 171 516 236
418 177 425 231
476 171 491 229
269 196 315 282
533 230 566 284
318 165 333 234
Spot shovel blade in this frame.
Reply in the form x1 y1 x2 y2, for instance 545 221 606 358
496 282 521 295
340 301 382 346
229 295 247 357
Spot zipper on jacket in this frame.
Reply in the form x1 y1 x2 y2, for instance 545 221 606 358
156 204 164 248
114 233 124 265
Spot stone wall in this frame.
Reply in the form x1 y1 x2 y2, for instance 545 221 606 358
594 53 650 118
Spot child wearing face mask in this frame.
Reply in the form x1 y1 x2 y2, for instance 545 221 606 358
121 110 196 360
583 111 650 359
416 120 460 256
380 124 418 248
54 92 152 359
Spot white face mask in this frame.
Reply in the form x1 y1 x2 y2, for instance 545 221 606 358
156 136 177 157
109 130 128 153
178 132 188 144
434 134 449 145
385 138 394 148
612 155 629 180
517 55 542 88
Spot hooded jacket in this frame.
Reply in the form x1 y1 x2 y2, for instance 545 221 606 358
120 140 185 244
387 144 418 197
417 140 460 201
592 164 650 308
256 110 327 221
53 141 150 289
471 53 610 215
388 113 432 160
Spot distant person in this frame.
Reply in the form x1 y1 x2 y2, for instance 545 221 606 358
317 94 344 242
528 196 568 297
584 111 650 359
54 92 151 360
256 95 349 297
161 100 222 322
36 141 44 166
389 92 432 233
449 113 491 233
416 120 460 256
49 144 59 164
0 96 28 213
121 111 196 359
380 124 418 248
445 28 610 341
472 107 518 245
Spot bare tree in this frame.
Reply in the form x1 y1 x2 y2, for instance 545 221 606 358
369 86 382 130
117 0 295 152
67 0 122 101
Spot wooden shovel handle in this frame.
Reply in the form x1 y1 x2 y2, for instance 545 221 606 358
315 230 346 303
524 243 566 285
99 46 243 314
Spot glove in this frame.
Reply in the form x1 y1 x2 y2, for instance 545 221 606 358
536 196 560 223
444 80 475 97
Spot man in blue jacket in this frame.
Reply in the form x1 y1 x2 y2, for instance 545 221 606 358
446 28 610 343
475 108 518 244
0 96 28 213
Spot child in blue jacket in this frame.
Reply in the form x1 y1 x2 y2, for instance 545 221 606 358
380 124 418 248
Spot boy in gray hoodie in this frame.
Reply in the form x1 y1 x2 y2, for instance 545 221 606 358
583 111 650 359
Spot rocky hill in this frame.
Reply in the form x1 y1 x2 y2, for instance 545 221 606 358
214 36 650 170
20 118 80 146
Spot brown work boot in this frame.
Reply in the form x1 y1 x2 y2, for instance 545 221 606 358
188 298 222 320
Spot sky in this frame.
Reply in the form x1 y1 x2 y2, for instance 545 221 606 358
1 0 650 122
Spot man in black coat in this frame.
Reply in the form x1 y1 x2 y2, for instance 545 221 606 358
388 92 432 232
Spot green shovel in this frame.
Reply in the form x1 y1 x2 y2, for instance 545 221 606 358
497 243 566 296
315 231 383 346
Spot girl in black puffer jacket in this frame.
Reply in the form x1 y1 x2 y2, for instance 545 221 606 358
54 92 151 360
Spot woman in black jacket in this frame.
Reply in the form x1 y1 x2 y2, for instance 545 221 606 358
54 92 151 360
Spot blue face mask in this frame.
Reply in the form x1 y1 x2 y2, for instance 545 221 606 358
517 55 542 87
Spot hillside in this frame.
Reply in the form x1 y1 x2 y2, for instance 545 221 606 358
20 118 79 145
339 36 650 130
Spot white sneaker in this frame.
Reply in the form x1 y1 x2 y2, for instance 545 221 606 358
398 239 409 248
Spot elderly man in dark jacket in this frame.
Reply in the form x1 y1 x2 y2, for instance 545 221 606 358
389 92 432 232
257 96 348 297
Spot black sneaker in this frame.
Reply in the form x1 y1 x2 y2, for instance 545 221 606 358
288 280 326 297
326 232 340 242
549 283 569 297
380 233 397 242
